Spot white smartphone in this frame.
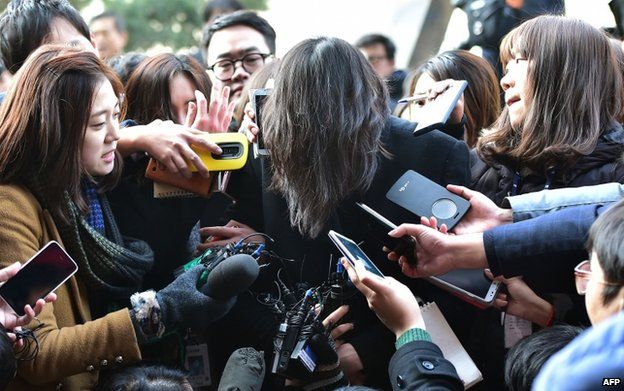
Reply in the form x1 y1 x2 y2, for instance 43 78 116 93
328 230 385 278
426 270 501 308
0 241 78 315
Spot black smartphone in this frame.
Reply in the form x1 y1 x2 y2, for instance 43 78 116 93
412 80 467 137
328 230 384 278
0 241 78 315
386 170 470 230
249 88 271 158
355 202 416 263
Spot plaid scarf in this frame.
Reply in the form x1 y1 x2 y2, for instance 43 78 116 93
27 177 154 313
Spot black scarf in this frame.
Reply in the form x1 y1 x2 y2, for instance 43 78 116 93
27 177 154 312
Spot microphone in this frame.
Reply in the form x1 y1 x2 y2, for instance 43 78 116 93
218 347 265 391
200 254 259 299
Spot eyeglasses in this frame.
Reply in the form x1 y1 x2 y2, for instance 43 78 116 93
367 55 388 64
208 53 272 81
574 260 620 295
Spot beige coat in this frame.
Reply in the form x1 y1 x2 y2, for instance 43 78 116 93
0 185 142 390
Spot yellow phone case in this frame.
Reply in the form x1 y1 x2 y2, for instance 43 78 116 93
190 132 249 172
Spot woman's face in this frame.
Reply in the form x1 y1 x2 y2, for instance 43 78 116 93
82 80 120 176
401 72 436 122
169 74 197 125
585 252 624 325
500 52 529 130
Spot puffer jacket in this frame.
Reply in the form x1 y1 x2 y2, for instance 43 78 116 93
471 124 624 206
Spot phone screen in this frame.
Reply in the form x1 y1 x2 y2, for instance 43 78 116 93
0 241 78 315
329 231 385 278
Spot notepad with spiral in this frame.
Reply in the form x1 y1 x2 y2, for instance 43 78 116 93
145 158 213 197
420 301 483 389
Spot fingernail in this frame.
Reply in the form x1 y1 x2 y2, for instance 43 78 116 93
388 229 397 236
216 147 223 154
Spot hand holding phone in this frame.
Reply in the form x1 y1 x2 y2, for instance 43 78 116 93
0 241 76 317
356 203 416 264
249 88 271 158
411 80 468 136
328 230 384 278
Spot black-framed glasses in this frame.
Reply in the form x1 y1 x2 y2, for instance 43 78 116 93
208 53 272 81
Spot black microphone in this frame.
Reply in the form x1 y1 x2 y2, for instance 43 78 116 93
201 254 259 299
218 347 265 391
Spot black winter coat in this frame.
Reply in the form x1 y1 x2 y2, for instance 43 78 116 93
211 116 473 389
470 124 624 206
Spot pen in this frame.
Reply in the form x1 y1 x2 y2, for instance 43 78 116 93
397 92 428 104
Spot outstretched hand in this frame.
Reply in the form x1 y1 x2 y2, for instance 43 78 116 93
341 258 424 338
184 86 236 133
446 185 512 234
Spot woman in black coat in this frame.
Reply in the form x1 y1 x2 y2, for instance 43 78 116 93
200 37 473 389
471 16 624 204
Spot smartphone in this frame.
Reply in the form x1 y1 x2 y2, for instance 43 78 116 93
412 80 468 137
249 88 271 158
0 241 78 315
189 132 249 172
426 270 501 308
386 170 470 230
328 230 384 278
355 203 416 264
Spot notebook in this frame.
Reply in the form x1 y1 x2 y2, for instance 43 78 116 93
153 182 196 199
420 301 483 389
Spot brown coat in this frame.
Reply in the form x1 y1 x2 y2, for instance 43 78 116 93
0 185 142 390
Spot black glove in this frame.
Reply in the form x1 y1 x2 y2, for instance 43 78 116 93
157 265 235 331
299 328 347 390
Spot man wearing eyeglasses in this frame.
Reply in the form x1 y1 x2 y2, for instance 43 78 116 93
201 10 276 103
355 33 407 111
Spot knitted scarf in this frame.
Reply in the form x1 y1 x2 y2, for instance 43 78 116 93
26 177 154 312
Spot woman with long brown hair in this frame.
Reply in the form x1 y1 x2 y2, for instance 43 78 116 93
397 50 501 148
472 15 624 205
0 45 231 390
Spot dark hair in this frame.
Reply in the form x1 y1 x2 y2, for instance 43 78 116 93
125 53 211 124
107 52 148 85
0 0 90 74
0 44 125 219
477 15 624 174
233 59 280 124
355 33 396 61
404 50 500 148
90 11 127 33
202 0 244 24
264 37 390 238
0 325 17 390
505 324 583 391
94 365 191 391
587 198 624 305
201 10 276 56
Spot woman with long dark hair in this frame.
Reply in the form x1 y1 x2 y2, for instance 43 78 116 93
0 45 231 390
202 37 475 388
398 50 501 148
